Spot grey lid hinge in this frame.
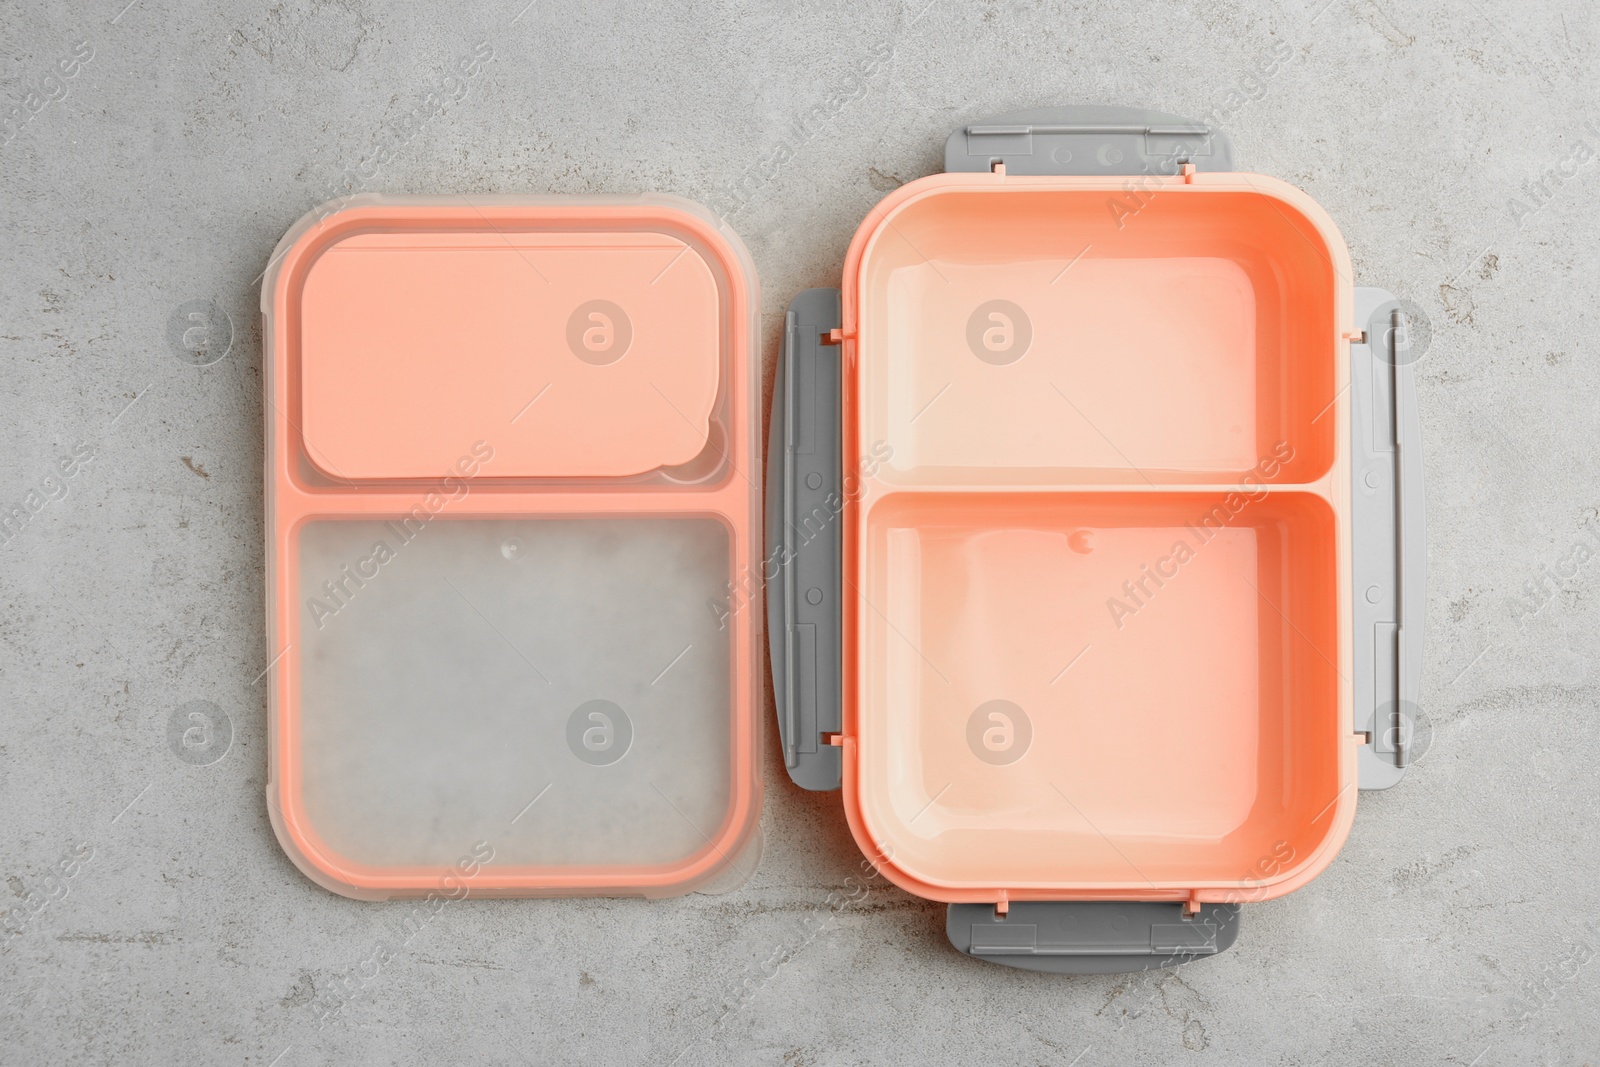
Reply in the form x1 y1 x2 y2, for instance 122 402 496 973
765 288 846 791
1351 288 1428 789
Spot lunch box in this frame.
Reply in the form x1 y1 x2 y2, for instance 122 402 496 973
263 194 764 899
765 107 1425 971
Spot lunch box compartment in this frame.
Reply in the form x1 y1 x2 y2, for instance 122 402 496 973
858 490 1340 889
859 188 1337 485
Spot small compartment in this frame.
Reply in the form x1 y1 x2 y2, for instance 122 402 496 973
287 518 736 876
856 489 1340 890
856 186 1338 485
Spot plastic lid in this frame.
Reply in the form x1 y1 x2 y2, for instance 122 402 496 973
262 194 763 899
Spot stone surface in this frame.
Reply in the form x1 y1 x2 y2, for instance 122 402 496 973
2 0 1597 1063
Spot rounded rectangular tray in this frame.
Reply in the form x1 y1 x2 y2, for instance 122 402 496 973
838 173 1356 904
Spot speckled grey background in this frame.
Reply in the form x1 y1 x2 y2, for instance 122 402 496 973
3 0 1598 1064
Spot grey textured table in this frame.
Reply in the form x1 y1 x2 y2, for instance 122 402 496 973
3 1 1597 1064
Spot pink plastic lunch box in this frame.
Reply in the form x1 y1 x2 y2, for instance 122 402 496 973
765 106 1424 971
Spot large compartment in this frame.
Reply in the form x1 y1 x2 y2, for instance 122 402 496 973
857 490 1341 889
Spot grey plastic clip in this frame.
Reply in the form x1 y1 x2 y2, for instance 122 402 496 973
1352 287 1427 789
947 901 1242 975
766 288 845 790
944 104 1234 177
